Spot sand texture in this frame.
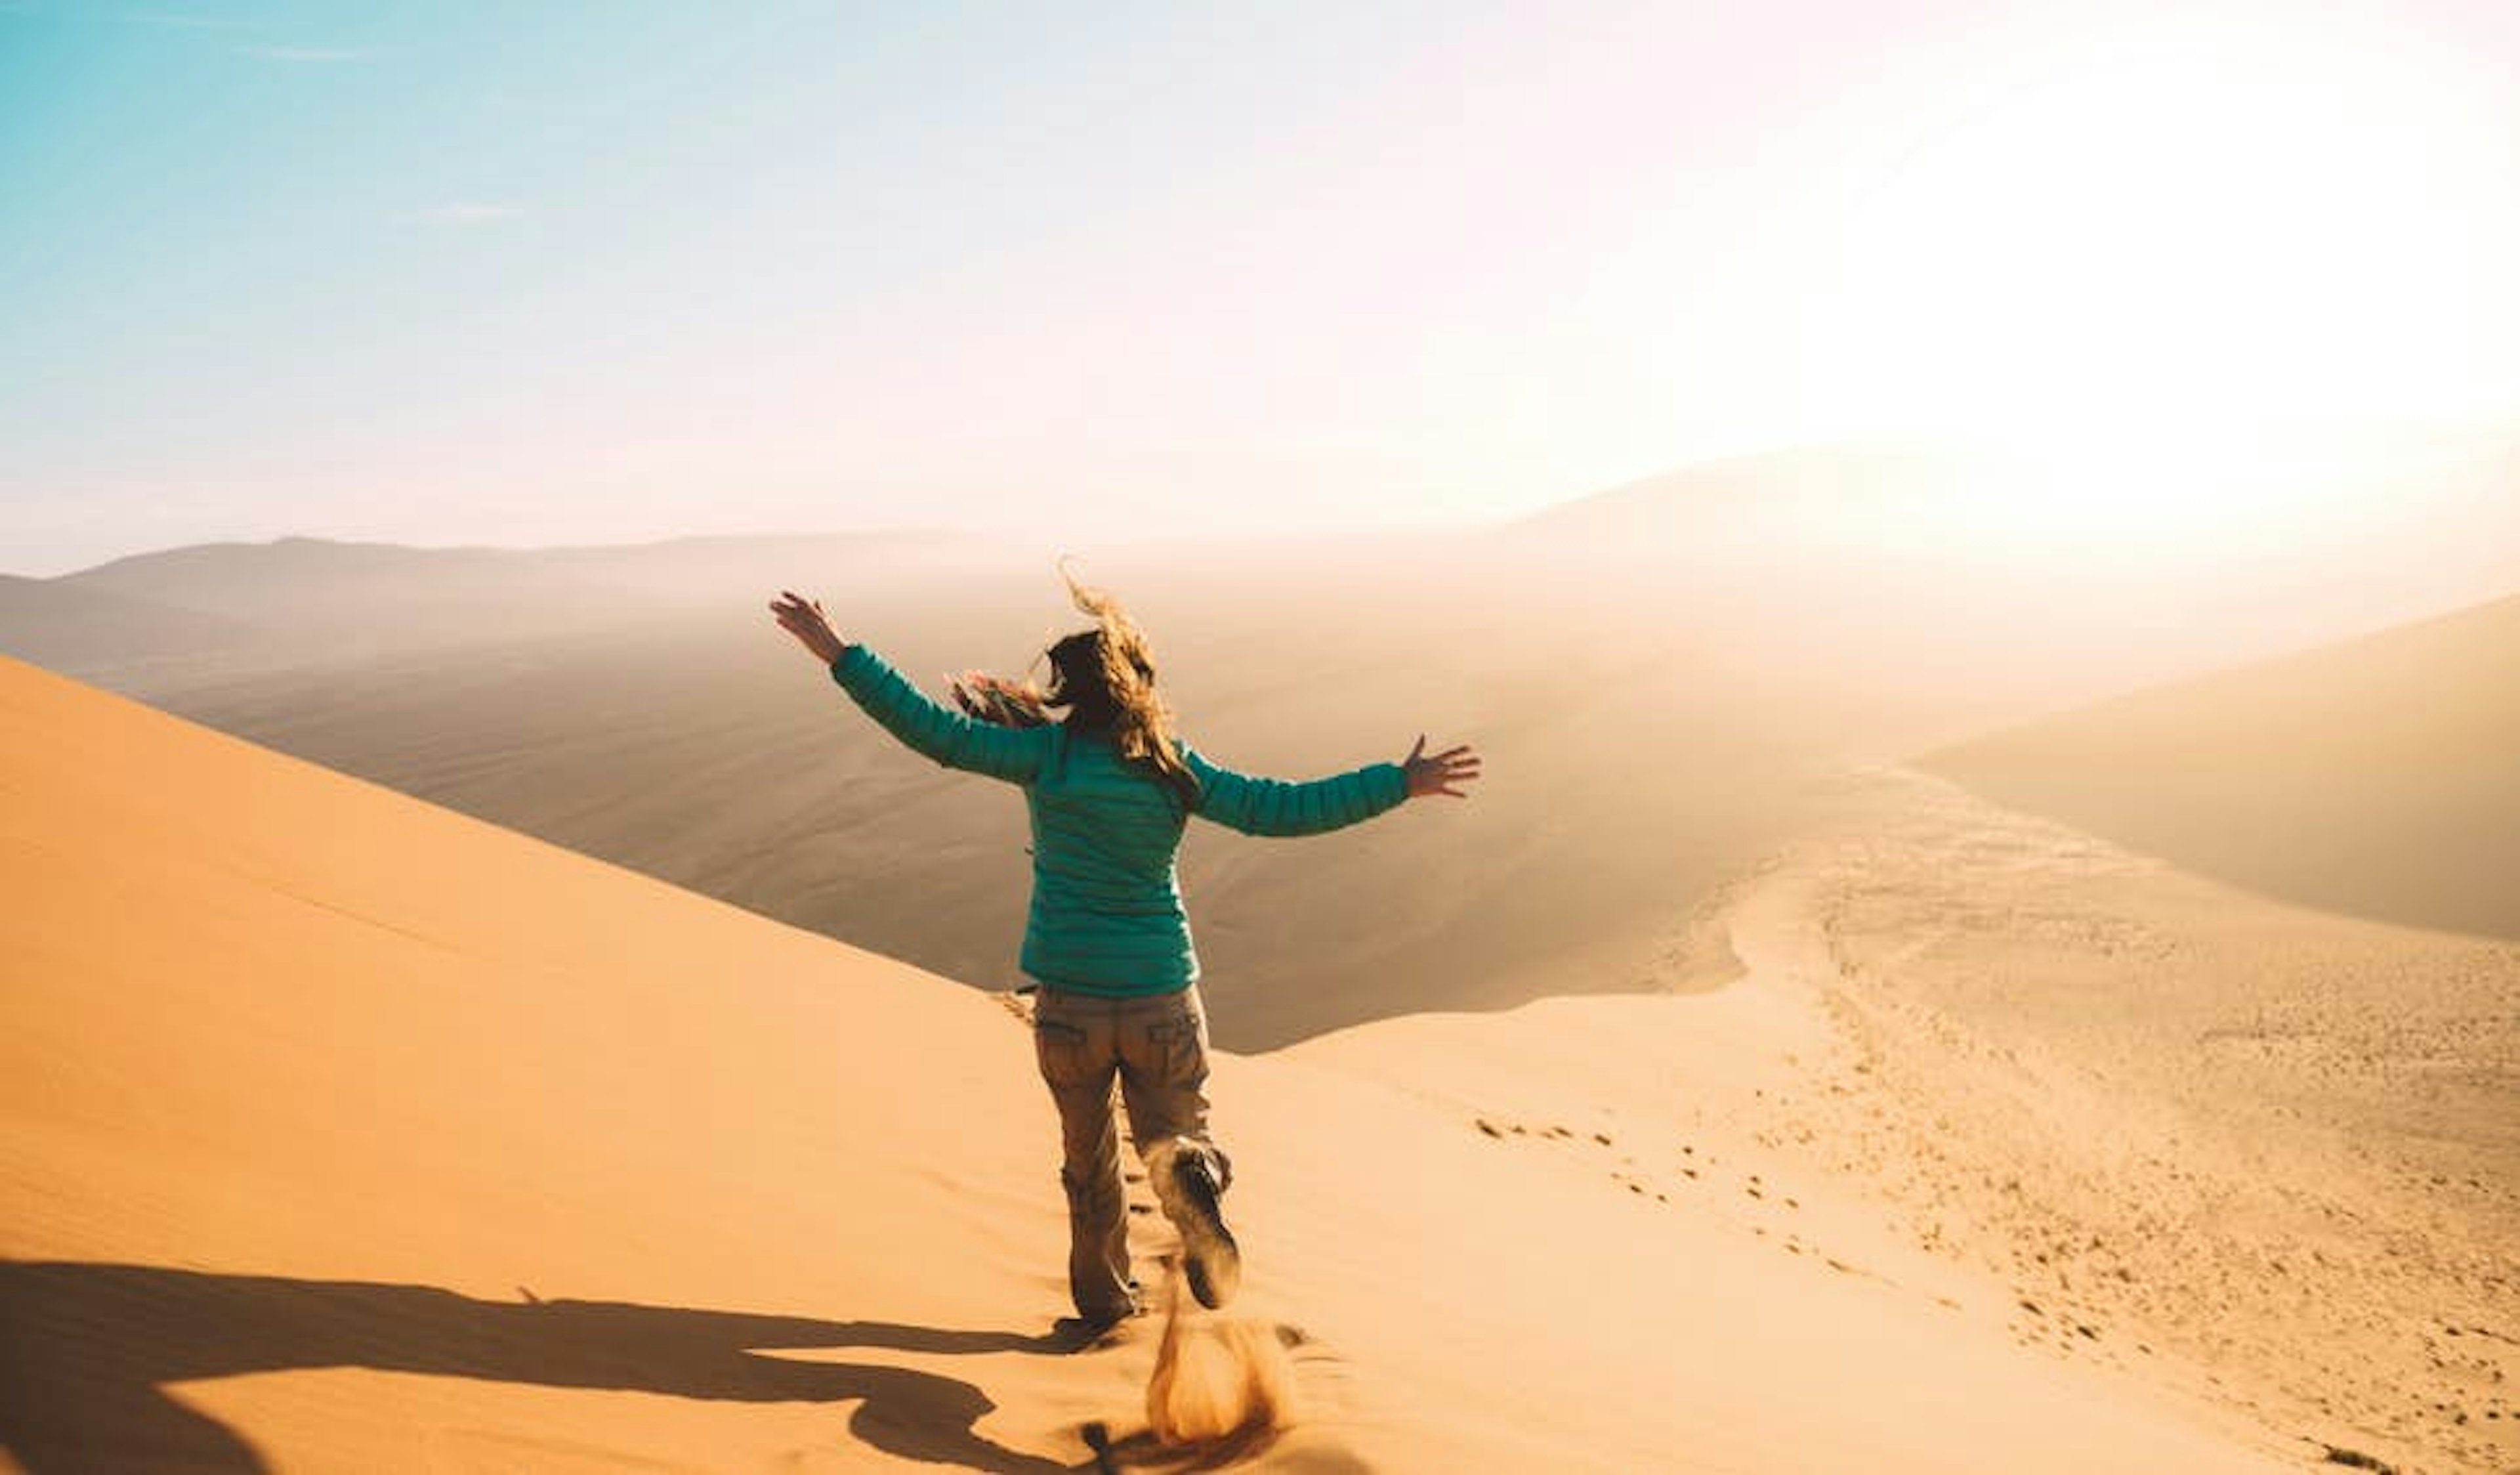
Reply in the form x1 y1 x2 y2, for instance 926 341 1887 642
1314 767 2514 1475
0 656 2330 1470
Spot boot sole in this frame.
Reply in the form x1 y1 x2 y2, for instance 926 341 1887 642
1166 1156 1241 1310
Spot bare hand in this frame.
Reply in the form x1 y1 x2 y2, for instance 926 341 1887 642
1401 735 1480 800
768 589 848 666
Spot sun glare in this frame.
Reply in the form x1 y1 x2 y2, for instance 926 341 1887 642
1801 12 2513 548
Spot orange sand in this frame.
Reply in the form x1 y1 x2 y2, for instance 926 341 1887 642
0 656 2303 1469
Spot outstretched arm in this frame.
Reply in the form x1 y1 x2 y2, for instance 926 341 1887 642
1183 735 1480 837
770 590 1049 784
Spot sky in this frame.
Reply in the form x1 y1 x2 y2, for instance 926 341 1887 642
3 0 2517 575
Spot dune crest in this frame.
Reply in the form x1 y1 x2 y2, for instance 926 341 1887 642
1928 594 2520 939
3 656 2319 1469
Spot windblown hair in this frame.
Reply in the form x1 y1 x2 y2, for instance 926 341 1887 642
952 565 1201 807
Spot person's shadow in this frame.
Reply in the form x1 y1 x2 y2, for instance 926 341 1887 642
0 1259 1088 1473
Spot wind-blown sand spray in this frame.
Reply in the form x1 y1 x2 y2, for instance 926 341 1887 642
1119 1264 1299 1465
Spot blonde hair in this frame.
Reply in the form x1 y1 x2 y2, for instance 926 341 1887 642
953 563 1200 805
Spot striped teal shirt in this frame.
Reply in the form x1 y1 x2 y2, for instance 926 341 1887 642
830 643 1408 995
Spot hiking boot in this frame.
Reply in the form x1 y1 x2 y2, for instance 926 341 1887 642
1150 1143 1240 1309
1059 1274 1141 1338
1052 1307 1135 1349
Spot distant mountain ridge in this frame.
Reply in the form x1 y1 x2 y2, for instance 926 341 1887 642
1512 442 2011 542
0 573 268 672
6 529 1026 683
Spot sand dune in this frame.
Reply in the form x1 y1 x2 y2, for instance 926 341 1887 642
1927 595 2520 939
52 536 661 668
0 654 2306 1470
10 433 2513 1059
1508 434 2520 746
83 547 1828 1051
0 573 268 674
1679 769 2519 1475
52 553 2520 1059
58 530 1021 621
24 532 1032 688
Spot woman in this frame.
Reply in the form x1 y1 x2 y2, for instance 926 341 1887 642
770 574 1479 1327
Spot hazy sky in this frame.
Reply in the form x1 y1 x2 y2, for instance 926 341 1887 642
5 0 2517 574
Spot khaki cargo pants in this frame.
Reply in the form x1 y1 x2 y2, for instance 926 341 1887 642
1031 982 1232 1321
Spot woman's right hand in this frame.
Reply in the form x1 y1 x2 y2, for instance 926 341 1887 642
1401 735 1481 799
769 590 849 666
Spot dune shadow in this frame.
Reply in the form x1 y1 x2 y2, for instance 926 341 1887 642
0 1260 1085 1474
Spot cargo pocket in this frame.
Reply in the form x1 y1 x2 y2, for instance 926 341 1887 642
1145 1000 1211 1090
1033 1015 1094 1088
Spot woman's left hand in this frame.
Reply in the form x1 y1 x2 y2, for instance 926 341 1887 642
769 590 849 665
1401 735 1482 799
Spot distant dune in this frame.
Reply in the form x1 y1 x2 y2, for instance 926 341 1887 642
1507 435 2520 738
8 435 2513 1050
0 572 269 673
1 655 2310 1470
59 530 1016 616
21 531 1028 686
112 562 1820 1051
1513 442 2006 548
1926 595 2520 939
57 536 651 654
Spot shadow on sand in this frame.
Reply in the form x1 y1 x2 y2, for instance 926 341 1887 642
0 1259 1085 1473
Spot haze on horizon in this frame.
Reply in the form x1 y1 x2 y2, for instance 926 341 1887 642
5 0 2518 576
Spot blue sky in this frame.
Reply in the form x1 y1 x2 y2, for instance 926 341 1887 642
5 1 2517 574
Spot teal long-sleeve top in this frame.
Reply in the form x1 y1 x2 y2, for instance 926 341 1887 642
829 643 1409 996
